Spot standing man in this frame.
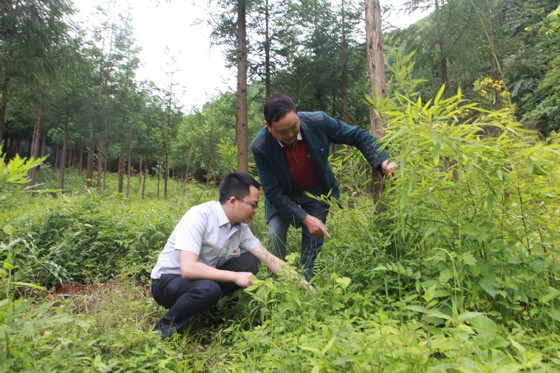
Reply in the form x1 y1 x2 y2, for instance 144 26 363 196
150 171 312 338
250 94 398 280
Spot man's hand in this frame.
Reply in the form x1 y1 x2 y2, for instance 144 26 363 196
381 159 399 177
302 215 331 239
300 279 317 297
234 272 256 288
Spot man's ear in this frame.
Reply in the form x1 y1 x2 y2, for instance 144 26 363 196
264 121 272 132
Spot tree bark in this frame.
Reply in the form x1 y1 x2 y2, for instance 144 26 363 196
236 0 249 173
365 0 387 201
142 162 148 200
164 148 169 199
29 90 44 186
341 0 350 124
39 130 47 182
86 131 95 188
435 0 450 99
96 76 108 193
365 0 387 139
118 147 125 194
126 139 132 199
264 0 271 100
60 114 69 189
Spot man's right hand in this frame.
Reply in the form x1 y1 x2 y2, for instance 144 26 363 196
234 272 256 288
302 215 331 239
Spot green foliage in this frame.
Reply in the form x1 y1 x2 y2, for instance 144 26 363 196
5 191 193 289
0 149 45 203
1 149 47 295
0 150 77 372
2 85 560 370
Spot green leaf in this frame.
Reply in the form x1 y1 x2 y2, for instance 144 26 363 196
457 312 485 322
335 277 351 290
2 224 14 236
320 337 336 355
427 310 452 320
469 315 499 334
479 277 498 298
538 286 560 303
463 219 493 241
299 345 320 354
456 324 476 335
547 308 560 322
404 305 428 314
459 252 477 266
11 282 47 291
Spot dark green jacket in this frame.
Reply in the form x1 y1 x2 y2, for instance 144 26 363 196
250 111 389 227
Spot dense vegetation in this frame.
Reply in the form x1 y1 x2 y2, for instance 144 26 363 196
1 0 559 371
1 82 559 370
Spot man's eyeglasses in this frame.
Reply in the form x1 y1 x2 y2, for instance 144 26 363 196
236 197 259 210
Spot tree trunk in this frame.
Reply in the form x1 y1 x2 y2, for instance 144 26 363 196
365 0 387 139
365 0 387 201
126 139 132 199
29 91 44 187
142 162 148 200
435 0 450 99
157 164 161 198
118 147 125 193
139 156 143 186
264 0 271 100
39 131 47 183
96 82 107 193
488 27 502 111
341 0 350 124
79 145 84 175
60 115 69 190
53 146 60 175
185 146 193 190
164 148 169 199
86 131 95 188
236 0 249 173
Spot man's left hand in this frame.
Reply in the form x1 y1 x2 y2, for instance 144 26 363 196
381 159 399 177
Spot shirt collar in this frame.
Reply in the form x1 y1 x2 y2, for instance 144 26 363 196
216 201 240 230
276 132 302 148
216 201 232 227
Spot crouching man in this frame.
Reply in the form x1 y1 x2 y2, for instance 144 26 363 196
150 171 313 338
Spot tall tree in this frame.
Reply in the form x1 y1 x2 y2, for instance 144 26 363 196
159 48 182 198
341 0 350 123
236 0 249 172
47 38 92 189
0 0 74 150
434 0 450 98
365 0 387 138
87 2 139 192
209 0 250 172
364 0 388 201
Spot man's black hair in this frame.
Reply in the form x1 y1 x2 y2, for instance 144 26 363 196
219 172 261 203
264 94 297 126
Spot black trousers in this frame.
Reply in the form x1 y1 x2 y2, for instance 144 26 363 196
151 252 259 337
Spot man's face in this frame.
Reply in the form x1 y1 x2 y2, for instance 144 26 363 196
236 185 260 224
266 110 300 147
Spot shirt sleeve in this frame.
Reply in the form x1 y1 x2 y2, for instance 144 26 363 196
321 112 390 169
239 225 261 252
173 208 206 255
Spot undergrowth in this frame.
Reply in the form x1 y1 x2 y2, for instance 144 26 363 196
1 83 559 371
